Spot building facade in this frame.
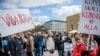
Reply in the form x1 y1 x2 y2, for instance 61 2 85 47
66 14 80 33
43 20 66 33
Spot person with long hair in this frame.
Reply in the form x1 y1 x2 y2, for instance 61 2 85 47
25 32 34 56
73 33 98 56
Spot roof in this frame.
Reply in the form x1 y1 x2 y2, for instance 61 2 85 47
44 20 66 24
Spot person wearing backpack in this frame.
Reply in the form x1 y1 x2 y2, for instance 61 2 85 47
54 33 62 56
0 36 10 56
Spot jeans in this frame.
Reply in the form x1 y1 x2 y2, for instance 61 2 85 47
27 52 32 56
35 47 42 56
67 51 71 56
58 51 63 56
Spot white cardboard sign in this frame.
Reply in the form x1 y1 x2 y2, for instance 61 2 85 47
78 0 100 35
0 9 34 37
64 43 73 51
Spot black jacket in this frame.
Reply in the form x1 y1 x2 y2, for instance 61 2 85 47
9 37 24 56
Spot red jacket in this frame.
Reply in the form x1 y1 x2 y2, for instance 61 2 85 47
73 42 98 56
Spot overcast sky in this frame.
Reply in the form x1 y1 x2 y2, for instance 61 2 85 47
0 0 82 25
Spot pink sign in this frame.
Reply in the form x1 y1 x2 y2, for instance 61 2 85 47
43 50 58 56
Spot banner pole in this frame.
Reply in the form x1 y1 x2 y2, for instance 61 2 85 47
87 29 91 50
22 32 25 38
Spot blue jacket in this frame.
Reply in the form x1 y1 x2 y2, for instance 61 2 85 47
64 37 72 43
35 35 43 47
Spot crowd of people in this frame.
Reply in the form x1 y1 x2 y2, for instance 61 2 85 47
0 31 100 56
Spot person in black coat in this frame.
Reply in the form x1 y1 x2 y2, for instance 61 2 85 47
55 33 63 56
9 32 26 56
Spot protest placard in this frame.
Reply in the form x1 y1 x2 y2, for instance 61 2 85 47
78 0 100 35
0 9 34 37
64 43 73 51
43 50 58 56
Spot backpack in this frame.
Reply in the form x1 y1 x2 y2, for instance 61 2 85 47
2 38 9 53
2 39 8 46
55 36 61 43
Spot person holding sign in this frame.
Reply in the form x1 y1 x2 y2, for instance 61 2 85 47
9 32 26 56
73 33 98 56
64 33 73 56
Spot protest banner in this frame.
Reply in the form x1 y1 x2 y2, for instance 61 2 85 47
64 43 73 51
78 0 100 35
0 9 34 37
